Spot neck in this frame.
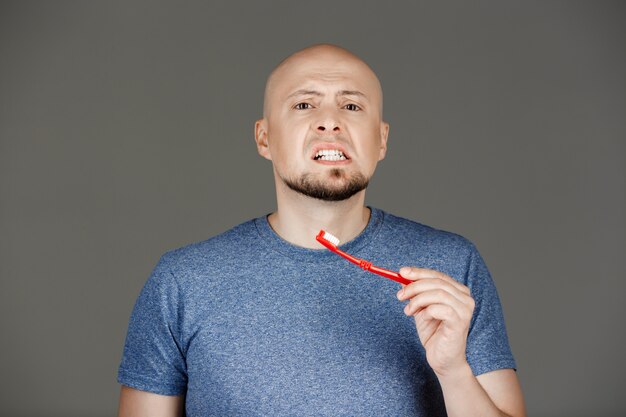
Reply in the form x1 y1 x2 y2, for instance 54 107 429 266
268 181 371 249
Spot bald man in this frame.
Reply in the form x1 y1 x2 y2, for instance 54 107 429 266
118 44 526 417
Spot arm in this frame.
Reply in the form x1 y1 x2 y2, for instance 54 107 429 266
118 386 184 417
397 267 526 417
117 255 188 416
439 367 526 417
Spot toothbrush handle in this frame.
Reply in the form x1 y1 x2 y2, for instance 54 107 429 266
368 265 412 286
331 245 413 285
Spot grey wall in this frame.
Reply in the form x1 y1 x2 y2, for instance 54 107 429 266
1 1 624 416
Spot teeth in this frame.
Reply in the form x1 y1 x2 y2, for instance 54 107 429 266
314 149 347 161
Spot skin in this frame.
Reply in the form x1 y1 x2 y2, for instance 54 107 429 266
397 268 526 417
118 386 183 417
255 44 389 249
118 44 526 417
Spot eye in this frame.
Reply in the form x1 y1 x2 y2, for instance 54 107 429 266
294 102 313 110
344 103 361 111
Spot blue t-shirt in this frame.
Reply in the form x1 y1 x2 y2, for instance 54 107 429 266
118 208 516 416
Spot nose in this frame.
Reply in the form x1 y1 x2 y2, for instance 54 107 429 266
315 111 341 134
317 123 340 133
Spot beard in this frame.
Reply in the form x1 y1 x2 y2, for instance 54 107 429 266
281 168 369 202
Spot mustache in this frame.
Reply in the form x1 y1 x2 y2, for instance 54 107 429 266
305 134 351 150
306 133 349 142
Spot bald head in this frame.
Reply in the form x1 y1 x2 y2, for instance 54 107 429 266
262 44 384 117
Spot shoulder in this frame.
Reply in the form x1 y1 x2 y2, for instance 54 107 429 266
378 209 476 254
154 217 262 279
373 209 483 285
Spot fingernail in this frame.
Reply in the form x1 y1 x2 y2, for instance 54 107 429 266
397 289 404 300
399 267 410 276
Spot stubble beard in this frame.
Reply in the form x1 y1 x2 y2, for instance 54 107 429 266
281 168 370 202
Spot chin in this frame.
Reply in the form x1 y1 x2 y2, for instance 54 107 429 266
281 170 370 202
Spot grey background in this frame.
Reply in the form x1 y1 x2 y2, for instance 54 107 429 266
1 1 624 416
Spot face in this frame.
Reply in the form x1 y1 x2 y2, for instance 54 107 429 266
255 48 389 202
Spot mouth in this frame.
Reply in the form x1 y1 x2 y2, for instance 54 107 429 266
311 146 351 162
313 149 348 161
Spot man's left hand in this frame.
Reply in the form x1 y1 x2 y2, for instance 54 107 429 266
396 267 475 377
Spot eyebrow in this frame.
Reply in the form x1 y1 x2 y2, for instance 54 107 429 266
286 89 368 100
338 90 367 99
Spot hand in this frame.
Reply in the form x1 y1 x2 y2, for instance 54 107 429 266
396 267 475 377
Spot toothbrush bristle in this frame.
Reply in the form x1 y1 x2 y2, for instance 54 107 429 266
322 231 340 246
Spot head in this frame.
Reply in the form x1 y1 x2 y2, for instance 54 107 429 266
254 44 389 202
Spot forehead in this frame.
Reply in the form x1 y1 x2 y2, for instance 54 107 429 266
269 54 381 99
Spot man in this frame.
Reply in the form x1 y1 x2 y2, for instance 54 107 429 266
118 44 526 416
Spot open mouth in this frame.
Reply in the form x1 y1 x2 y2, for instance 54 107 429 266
313 149 349 161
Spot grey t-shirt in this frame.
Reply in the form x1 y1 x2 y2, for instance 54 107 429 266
118 207 516 416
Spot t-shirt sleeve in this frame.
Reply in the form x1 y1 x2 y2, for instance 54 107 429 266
117 254 188 395
464 244 517 376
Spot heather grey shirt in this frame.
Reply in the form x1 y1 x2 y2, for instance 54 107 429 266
118 207 516 416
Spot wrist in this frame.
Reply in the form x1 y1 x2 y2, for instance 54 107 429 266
434 361 474 386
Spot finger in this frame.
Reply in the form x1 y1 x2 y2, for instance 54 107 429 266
417 304 462 326
399 267 470 295
413 304 465 346
404 290 474 324
399 267 469 292
413 314 440 345
397 278 472 306
407 291 474 323
399 267 469 294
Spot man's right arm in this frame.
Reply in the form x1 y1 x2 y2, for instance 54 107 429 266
118 386 184 417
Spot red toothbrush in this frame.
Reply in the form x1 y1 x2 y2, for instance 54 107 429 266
315 230 412 286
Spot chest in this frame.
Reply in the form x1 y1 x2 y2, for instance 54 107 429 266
180 263 444 415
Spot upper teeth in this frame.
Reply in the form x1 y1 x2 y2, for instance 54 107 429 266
315 149 346 161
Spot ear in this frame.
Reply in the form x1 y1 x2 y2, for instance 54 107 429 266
378 121 390 161
254 118 272 160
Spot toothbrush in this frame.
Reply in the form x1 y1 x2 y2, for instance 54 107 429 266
315 230 412 286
